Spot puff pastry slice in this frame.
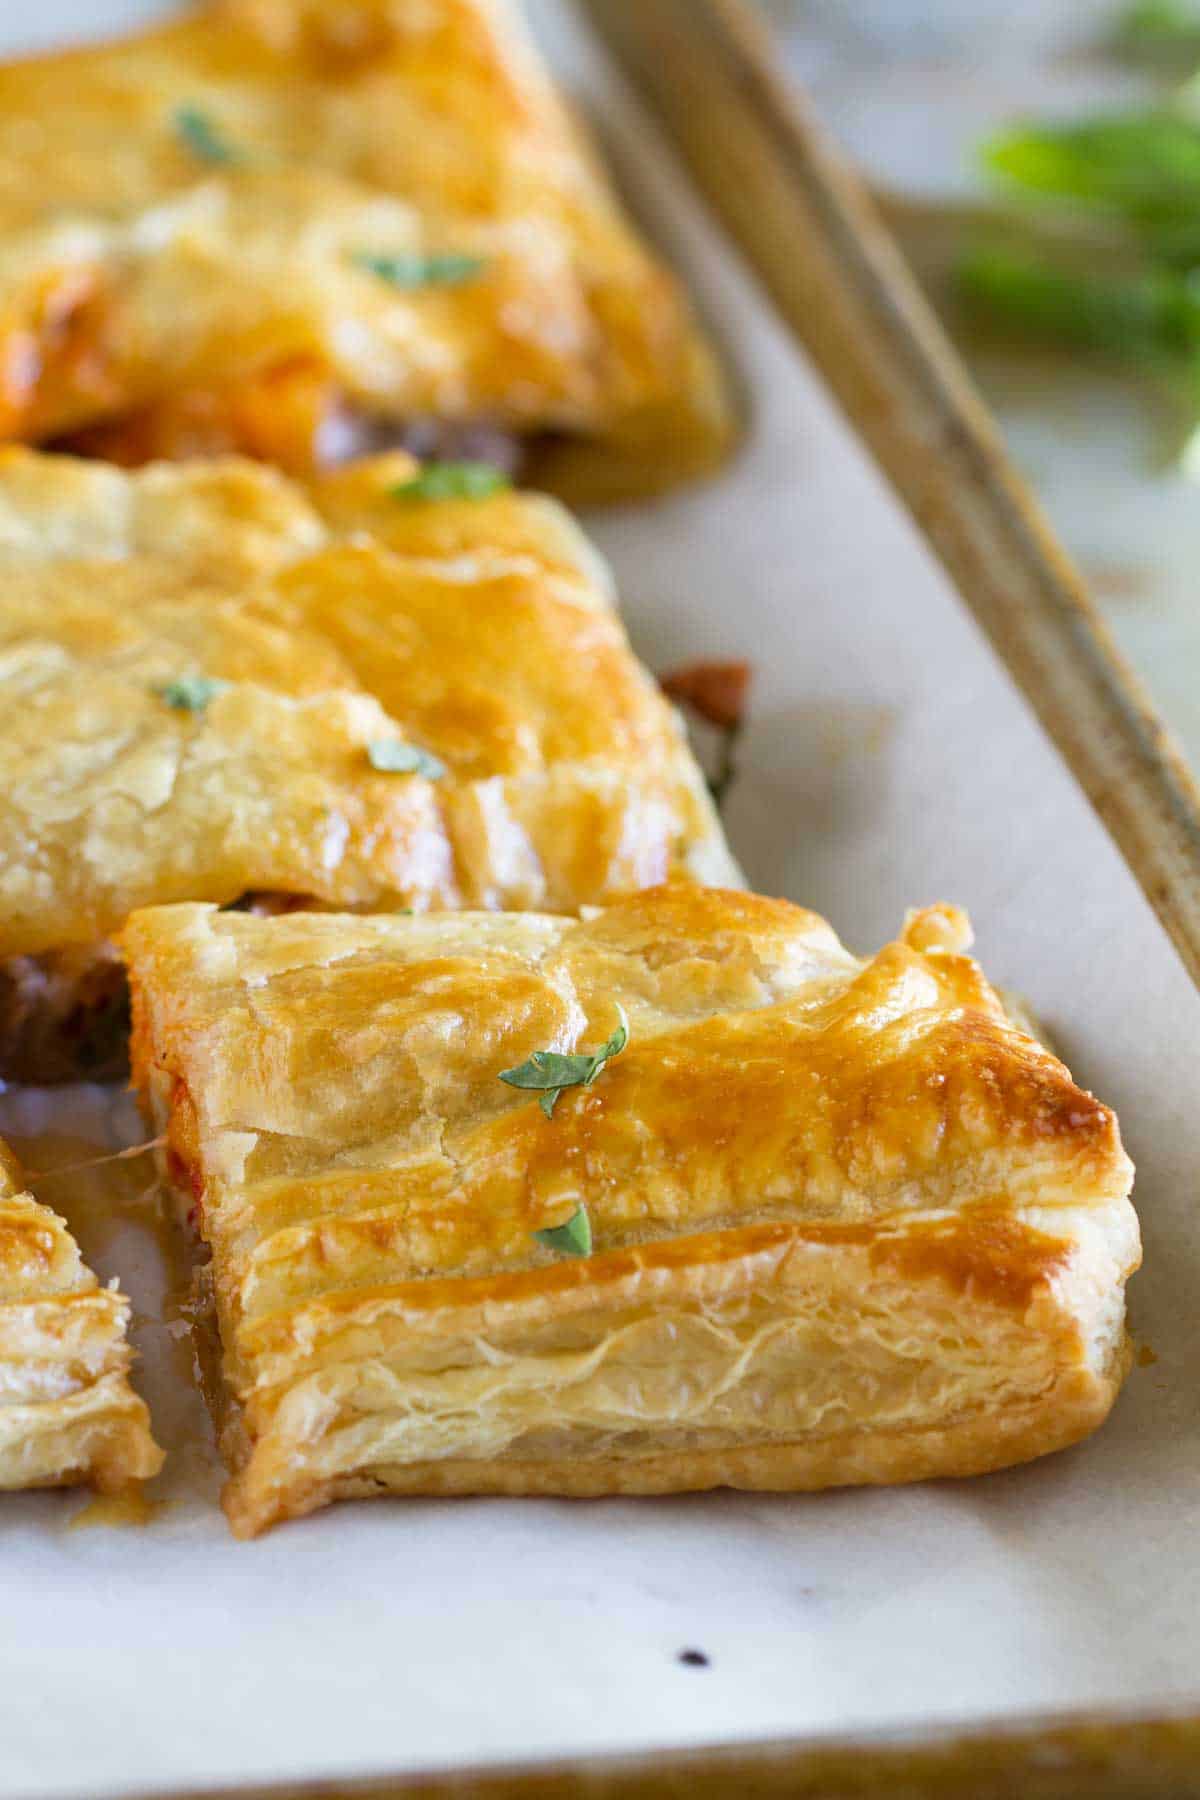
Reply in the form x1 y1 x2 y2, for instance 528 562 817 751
0 0 734 500
121 886 1140 1537
0 1141 162 1493
0 448 735 1080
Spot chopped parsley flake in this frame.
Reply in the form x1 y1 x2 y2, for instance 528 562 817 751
390 461 510 503
499 1005 629 1120
174 105 242 166
354 250 486 288
155 675 228 713
533 1203 593 1259
367 740 447 779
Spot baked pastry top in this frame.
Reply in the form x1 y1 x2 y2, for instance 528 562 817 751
122 885 1140 1537
0 448 735 972
0 0 733 499
0 1140 162 1492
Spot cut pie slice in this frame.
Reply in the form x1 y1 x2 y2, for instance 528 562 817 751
0 0 734 501
0 448 737 1081
0 1142 162 1493
121 886 1140 1538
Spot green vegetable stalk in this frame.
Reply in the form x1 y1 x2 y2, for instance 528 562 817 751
954 0 1200 460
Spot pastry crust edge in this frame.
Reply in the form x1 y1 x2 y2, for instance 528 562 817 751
222 1341 1130 1538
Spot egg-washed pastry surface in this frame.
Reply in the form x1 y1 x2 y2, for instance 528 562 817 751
0 0 733 501
121 886 1140 1538
0 448 736 1081
0 1141 162 1493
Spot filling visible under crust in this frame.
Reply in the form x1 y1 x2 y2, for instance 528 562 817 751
314 410 528 479
0 893 313 1085
142 1065 240 1463
0 942 130 1085
0 267 115 444
54 366 531 480
226 892 318 919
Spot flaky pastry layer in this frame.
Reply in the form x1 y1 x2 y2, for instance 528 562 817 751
0 1143 162 1492
0 449 735 993
122 886 1139 1536
0 0 734 499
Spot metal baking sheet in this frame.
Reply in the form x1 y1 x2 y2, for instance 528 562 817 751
2 4 1198 1796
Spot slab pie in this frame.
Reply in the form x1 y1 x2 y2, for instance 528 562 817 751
122 886 1139 1537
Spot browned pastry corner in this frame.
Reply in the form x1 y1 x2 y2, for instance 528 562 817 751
0 0 734 500
0 447 738 1082
0 1141 162 1492
121 885 1139 1537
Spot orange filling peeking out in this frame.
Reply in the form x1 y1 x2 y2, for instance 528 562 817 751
0 267 118 441
64 354 336 474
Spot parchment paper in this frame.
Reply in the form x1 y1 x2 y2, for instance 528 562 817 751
2 5 1198 1796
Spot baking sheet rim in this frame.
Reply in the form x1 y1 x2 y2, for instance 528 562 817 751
112 1700 1200 1798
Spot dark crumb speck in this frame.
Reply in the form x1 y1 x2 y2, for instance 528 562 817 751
677 1648 710 1668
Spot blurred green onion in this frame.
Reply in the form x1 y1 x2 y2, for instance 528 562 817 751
1113 0 1200 64
982 115 1200 245
958 248 1200 361
951 3 1200 469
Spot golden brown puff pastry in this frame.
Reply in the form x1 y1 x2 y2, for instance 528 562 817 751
0 448 736 1078
310 454 619 602
0 0 734 500
120 886 1140 1538
0 1141 162 1493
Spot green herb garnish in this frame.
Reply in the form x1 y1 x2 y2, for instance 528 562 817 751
174 105 242 167
354 250 486 288
533 1203 593 1259
499 1005 629 1120
367 741 447 779
156 675 228 713
390 462 510 503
